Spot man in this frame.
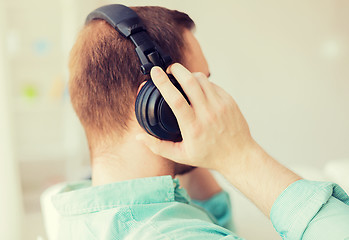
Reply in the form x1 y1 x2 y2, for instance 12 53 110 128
54 5 349 240
53 6 235 240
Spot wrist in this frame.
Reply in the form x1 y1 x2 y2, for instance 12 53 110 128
218 139 302 216
217 137 261 178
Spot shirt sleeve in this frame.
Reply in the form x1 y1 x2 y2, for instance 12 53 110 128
191 190 235 231
270 179 349 240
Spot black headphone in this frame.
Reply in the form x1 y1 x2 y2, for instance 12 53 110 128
86 4 188 142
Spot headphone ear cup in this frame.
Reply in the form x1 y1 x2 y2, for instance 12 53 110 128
135 79 182 142
135 80 154 135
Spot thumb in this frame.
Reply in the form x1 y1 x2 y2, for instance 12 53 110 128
136 133 184 161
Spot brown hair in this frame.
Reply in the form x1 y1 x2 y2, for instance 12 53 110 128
69 6 195 147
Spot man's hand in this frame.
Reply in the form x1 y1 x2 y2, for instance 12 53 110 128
136 63 254 173
137 63 301 217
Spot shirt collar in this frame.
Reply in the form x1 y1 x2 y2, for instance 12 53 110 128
52 175 191 216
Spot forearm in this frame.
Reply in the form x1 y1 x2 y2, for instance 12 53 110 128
177 168 222 200
220 140 301 217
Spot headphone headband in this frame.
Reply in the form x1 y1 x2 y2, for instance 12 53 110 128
85 4 172 74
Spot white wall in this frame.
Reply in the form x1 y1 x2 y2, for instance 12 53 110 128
0 1 24 239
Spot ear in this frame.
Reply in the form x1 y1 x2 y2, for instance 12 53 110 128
137 81 147 95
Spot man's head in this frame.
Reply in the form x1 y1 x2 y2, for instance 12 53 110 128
69 6 209 175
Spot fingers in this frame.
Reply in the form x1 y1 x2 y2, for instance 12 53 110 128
192 72 219 103
168 64 207 107
192 72 207 93
150 67 195 126
211 82 233 101
136 133 184 161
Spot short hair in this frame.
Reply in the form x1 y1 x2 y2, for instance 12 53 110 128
69 6 195 147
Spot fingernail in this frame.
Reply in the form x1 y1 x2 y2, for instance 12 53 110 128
151 67 162 77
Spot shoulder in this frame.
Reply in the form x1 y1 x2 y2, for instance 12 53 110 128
128 204 242 240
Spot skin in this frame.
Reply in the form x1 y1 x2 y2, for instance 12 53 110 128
92 30 222 200
136 62 302 217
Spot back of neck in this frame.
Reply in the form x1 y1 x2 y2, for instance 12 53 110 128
91 139 175 186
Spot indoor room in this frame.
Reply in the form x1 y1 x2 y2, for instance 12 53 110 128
0 1 348 239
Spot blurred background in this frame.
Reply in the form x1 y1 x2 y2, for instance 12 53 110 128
0 0 348 239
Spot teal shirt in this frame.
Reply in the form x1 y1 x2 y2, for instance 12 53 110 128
52 176 349 240
52 175 240 240
270 179 349 240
